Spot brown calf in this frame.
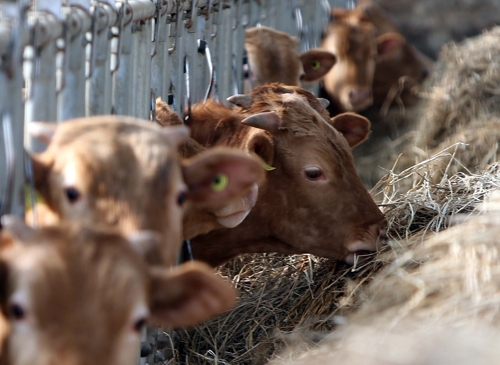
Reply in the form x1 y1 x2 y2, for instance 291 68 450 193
321 16 409 113
158 84 386 266
332 1 433 107
245 26 337 88
0 216 236 365
27 116 264 266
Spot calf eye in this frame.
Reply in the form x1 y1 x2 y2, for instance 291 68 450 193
64 187 81 203
133 318 147 332
304 167 324 181
9 303 26 320
311 61 321 70
211 173 229 192
177 192 187 206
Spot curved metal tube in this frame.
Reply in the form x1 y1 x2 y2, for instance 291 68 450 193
0 113 15 219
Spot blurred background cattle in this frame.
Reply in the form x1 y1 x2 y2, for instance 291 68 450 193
0 0 499 365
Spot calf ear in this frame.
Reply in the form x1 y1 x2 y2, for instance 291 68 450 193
299 49 336 82
155 98 184 127
245 132 275 169
377 32 405 59
330 112 371 149
182 148 264 205
149 261 237 328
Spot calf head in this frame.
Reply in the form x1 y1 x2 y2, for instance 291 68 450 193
332 3 433 106
245 26 336 87
0 217 236 365
28 116 263 266
195 84 386 265
321 13 410 112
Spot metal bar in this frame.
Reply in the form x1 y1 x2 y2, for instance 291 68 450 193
25 12 63 153
86 3 116 116
112 1 134 116
151 0 166 101
58 6 91 120
0 1 28 218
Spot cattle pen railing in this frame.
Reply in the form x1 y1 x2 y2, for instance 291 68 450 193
0 0 352 364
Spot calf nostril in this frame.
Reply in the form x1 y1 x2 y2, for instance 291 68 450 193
378 228 388 240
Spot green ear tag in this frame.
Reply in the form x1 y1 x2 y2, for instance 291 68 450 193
211 173 229 192
263 163 276 171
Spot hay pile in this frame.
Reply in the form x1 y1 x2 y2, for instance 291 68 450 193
269 175 500 365
413 26 500 177
353 26 500 188
172 155 500 365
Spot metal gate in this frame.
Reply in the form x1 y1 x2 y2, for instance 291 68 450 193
0 0 352 364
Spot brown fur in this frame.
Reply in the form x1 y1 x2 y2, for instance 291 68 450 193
245 27 336 88
28 116 264 266
0 223 236 365
321 21 378 112
159 84 386 266
333 1 433 107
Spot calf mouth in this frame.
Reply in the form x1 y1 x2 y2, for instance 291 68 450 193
215 184 258 228
343 237 383 265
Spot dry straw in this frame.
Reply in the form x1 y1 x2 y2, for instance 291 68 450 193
174 153 500 364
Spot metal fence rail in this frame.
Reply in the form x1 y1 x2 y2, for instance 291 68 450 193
0 0 352 363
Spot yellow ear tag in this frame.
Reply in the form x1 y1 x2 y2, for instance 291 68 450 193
24 185 45 210
263 163 276 171
211 173 229 192
311 61 321 70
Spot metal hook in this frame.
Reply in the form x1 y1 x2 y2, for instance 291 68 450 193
241 0 250 27
231 0 238 30
87 4 100 79
0 112 15 219
183 55 191 121
210 0 219 38
167 2 179 54
197 39 214 101
111 1 127 73
151 0 162 57
56 21 68 94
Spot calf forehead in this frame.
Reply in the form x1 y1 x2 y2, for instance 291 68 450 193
326 23 376 58
247 85 349 151
49 121 177 190
5 227 148 329
249 84 329 119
